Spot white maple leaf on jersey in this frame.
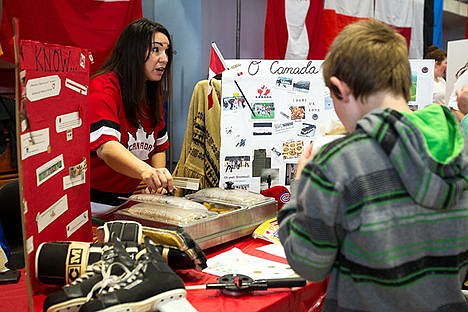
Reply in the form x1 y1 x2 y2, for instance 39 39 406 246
127 125 155 161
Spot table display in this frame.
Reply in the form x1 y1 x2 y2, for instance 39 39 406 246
115 188 278 249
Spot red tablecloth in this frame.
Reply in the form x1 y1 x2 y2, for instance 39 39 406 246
0 236 327 311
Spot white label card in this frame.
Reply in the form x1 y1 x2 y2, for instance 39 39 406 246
20 128 50 160
66 211 89 237
36 154 65 186
26 75 61 102
56 111 82 133
36 195 68 233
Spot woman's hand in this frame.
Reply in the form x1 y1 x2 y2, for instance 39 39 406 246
96 141 175 193
140 167 175 194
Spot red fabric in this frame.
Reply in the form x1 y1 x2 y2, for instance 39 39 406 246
208 43 227 79
183 236 328 312
208 43 227 109
0 0 142 74
19 40 93 293
264 0 413 60
89 72 169 194
261 185 291 210
318 9 364 60
2 237 327 311
263 0 366 60
264 0 288 59
306 0 327 59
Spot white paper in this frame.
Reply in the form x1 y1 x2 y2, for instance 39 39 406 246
66 210 89 237
26 75 61 101
20 128 50 160
203 247 298 280
56 111 82 133
65 78 88 95
26 236 34 255
256 244 286 259
36 194 68 233
36 154 65 186
219 59 434 191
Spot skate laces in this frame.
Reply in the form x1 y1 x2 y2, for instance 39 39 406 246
85 255 150 301
85 260 134 301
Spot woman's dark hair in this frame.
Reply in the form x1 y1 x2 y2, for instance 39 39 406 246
424 45 447 64
94 18 173 127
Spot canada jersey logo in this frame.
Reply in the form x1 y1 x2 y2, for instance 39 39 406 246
127 126 155 160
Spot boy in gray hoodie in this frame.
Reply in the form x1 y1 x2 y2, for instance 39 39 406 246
278 19 468 312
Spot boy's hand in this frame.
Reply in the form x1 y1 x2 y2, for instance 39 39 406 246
296 143 315 179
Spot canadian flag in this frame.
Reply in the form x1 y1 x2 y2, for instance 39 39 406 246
208 42 228 109
264 0 433 60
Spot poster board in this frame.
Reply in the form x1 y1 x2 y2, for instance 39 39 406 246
16 39 93 298
446 39 468 108
220 59 433 192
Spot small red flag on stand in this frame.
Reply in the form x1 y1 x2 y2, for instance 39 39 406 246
208 42 227 109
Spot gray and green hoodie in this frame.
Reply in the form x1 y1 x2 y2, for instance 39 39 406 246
278 104 468 312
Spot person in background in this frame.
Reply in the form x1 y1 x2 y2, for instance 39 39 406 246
457 84 468 135
425 44 447 105
89 18 175 217
278 19 468 312
448 63 468 121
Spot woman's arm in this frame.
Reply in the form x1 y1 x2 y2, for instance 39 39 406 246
96 140 174 192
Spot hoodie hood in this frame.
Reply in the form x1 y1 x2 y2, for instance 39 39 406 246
356 106 467 210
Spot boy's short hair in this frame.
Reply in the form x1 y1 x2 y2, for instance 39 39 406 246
322 19 412 102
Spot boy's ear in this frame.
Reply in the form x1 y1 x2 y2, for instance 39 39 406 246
330 76 350 102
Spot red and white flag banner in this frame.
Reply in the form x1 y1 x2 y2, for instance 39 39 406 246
264 0 426 60
208 42 227 109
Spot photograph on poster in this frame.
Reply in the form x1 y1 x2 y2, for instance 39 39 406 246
282 140 304 160
260 168 279 190
410 72 418 105
223 96 246 111
275 77 293 90
252 102 274 119
285 163 298 186
223 155 250 174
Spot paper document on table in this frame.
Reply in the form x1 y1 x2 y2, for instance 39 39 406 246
203 247 298 280
256 244 286 259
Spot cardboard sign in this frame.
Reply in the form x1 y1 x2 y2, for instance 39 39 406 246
220 59 433 192
17 39 93 298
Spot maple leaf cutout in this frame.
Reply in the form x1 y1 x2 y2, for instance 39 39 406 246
127 125 155 161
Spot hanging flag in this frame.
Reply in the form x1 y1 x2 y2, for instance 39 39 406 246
0 0 142 73
264 0 324 60
466 3 468 39
264 0 434 60
208 42 227 109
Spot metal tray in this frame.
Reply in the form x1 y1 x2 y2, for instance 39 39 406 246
114 199 277 250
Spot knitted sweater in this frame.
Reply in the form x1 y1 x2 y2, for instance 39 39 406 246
278 105 468 312
172 79 221 189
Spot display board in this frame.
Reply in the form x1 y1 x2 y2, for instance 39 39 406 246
446 39 468 107
17 39 93 296
220 59 433 192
